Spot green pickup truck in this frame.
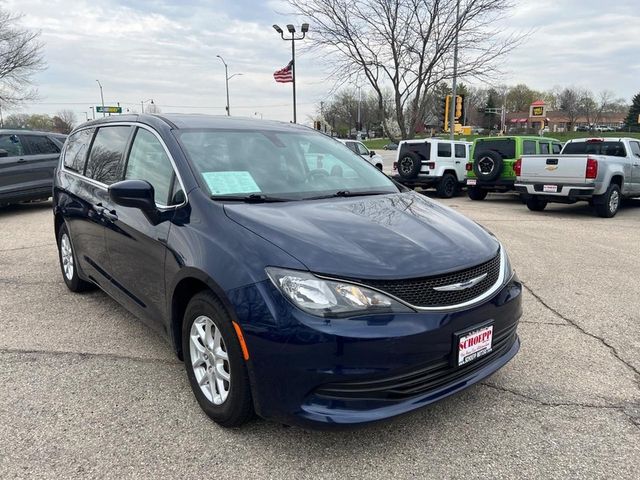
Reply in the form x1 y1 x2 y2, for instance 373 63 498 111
465 136 563 200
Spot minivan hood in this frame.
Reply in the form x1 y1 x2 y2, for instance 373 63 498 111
224 192 498 280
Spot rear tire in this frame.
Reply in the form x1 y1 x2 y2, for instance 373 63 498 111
436 173 458 198
526 197 548 212
467 187 488 201
594 184 621 218
182 291 254 427
57 223 94 292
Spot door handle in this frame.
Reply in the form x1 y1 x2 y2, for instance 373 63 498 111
95 204 118 222
633 163 640 167
17 158 26 164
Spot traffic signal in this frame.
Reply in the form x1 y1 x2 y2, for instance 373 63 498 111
442 95 451 131
455 95 464 121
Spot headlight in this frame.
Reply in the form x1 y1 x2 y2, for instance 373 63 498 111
266 267 413 317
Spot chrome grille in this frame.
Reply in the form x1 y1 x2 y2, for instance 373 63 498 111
358 252 501 308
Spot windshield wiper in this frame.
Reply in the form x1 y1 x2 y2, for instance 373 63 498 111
304 190 393 200
210 193 292 203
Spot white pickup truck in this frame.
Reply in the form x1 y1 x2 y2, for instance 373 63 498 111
515 137 640 217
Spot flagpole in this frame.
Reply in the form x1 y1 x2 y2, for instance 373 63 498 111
273 24 309 124
291 35 296 123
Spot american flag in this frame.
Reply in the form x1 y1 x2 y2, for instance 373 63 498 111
273 60 294 83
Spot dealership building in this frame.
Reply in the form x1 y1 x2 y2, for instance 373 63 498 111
506 100 626 133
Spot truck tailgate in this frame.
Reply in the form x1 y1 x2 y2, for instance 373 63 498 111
519 154 590 184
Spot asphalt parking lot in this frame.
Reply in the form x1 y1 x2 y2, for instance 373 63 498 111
1 195 639 479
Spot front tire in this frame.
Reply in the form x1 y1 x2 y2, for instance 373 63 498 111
526 196 548 212
182 291 254 427
436 173 458 198
57 223 94 292
594 184 621 218
467 187 488 201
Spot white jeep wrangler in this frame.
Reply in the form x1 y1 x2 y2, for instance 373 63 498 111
392 139 472 198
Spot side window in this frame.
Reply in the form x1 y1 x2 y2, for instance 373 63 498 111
437 142 451 157
356 142 369 155
125 128 175 205
455 144 466 158
540 142 550 154
85 126 132 185
21 135 60 155
629 141 640 157
552 143 562 154
63 129 94 173
522 140 536 155
345 142 358 153
0 134 25 156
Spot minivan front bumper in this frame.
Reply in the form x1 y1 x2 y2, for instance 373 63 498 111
227 274 522 428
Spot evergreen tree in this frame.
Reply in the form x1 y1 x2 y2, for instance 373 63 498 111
484 89 500 130
624 92 640 132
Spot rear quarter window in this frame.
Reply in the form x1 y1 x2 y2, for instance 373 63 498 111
21 135 61 155
437 142 451 157
455 144 466 158
473 139 516 160
522 140 536 155
63 128 94 172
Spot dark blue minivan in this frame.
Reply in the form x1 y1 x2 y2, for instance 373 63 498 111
53 114 522 428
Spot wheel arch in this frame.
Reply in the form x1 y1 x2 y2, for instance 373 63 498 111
169 269 238 360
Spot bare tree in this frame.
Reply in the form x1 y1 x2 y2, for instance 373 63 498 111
0 8 46 107
558 87 582 131
52 109 77 134
288 0 524 140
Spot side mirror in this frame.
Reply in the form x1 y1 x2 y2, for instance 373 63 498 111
369 150 376 157
109 179 159 223
0 149 8 158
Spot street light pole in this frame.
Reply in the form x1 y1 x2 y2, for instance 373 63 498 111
216 55 242 116
90 106 95 120
96 79 105 117
141 99 154 114
273 23 309 123
449 0 460 140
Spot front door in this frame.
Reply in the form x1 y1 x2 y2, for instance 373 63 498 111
18 134 62 193
0 133 28 198
104 126 179 327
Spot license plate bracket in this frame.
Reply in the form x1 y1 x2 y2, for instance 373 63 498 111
467 179 477 186
543 184 558 193
453 322 494 367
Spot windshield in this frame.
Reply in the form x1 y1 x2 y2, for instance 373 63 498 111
176 129 399 200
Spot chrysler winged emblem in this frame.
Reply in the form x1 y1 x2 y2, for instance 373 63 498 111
433 273 487 292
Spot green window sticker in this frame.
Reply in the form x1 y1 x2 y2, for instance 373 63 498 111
202 171 261 195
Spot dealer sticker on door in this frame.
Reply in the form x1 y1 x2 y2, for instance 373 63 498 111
458 325 493 366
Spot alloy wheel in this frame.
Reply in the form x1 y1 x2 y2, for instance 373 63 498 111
609 190 620 214
60 233 74 281
189 315 231 405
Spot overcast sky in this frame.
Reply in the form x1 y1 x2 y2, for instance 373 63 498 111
5 0 640 124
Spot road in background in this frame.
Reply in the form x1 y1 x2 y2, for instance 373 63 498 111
0 197 638 479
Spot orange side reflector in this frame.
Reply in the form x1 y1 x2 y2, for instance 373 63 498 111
232 321 250 361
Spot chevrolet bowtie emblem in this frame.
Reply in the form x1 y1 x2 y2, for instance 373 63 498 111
433 273 487 291
545 165 558 171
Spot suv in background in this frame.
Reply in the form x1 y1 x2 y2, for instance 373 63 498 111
465 136 563 200
337 139 385 170
392 138 472 198
0 129 66 206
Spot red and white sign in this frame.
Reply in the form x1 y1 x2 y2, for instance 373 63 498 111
458 325 493 365
467 179 477 186
543 184 558 193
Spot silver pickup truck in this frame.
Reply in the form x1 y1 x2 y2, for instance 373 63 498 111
514 137 640 218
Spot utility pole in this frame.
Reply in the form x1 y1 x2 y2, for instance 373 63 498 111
273 23 309 123
320 101 325 132
90 106 95 120
449 0 460 140
96 80 105 117
357 85 362 140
